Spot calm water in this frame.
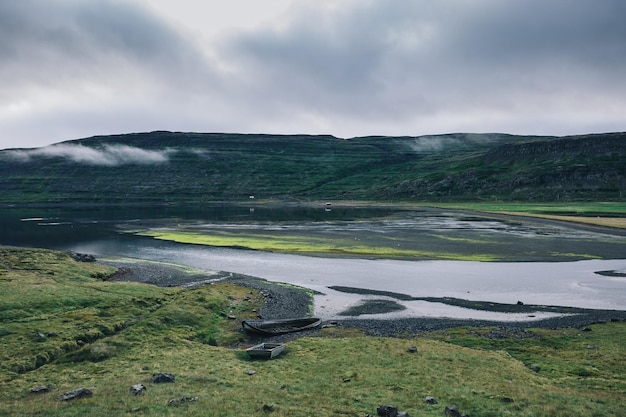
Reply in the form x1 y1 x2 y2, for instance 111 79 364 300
2 205 625 320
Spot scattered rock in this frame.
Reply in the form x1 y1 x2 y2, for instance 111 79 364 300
406 345 418 353
60 387 93 401
516 301 524 305
377 404 401 417
168 396 198 406
423 396 437 404
76 339 86 346
35 332 46 340
529 364 541 372
262 403 276 412
246 370 257 375
47 332 58 337
130 384 147 395
30 385 50 394
581 327 592 332
69 252 96 262
444 405 460 417
151 373 175 383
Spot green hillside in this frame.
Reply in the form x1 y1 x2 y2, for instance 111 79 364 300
1 131 625 205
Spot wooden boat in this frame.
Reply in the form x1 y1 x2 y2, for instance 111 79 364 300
246 342 286 359
241 317 322 335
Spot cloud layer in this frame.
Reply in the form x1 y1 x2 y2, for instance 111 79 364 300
4 144 172 166
1 0 625 149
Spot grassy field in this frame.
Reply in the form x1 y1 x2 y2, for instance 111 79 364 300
1 247 625 416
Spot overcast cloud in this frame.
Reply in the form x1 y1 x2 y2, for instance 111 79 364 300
1 0 625 149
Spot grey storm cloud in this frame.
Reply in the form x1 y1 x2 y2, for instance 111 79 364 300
1 0 625 149
4 144 173 166
0 0 213 100
226 0 626 117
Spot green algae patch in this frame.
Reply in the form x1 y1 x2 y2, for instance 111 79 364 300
133 229 500 261
548 252 602 259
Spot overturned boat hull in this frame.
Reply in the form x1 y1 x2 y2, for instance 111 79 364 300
242 317 322 335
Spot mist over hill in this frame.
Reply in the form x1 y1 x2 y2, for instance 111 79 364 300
1 131 625 205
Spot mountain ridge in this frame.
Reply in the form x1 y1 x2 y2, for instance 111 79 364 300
1 131 624 205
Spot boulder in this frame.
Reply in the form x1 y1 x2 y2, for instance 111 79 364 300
423 396 438 404
377 404 398 417
262 403 276 412
444 405 460 417
60 387 93 401
130 384 146 395
151 373 175 383
30 385 50 394
69 252 96 262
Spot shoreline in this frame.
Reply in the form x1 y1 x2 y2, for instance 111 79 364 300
101 258 626 337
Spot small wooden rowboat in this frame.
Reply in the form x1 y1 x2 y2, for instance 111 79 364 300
241 317 322 335
246 343 286 359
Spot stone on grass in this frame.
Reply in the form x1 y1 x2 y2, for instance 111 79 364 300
262 403 276 412
167 396 198 406
423 396 437 404
151 372 175 383
377 404 398 417
444 405 460 417
60 387 92 401
30 385 50 394
130 384 147 395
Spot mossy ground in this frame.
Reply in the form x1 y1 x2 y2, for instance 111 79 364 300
1 247 625 416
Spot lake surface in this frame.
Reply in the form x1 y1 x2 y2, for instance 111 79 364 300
2 205 625 320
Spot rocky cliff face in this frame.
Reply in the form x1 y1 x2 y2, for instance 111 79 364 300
482 133 626 165
376 133 626 201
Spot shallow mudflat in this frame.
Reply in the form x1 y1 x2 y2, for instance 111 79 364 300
127 206 626 262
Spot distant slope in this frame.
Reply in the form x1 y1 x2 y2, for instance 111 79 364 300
0 131 625 205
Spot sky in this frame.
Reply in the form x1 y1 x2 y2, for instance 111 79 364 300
1 0 625 150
